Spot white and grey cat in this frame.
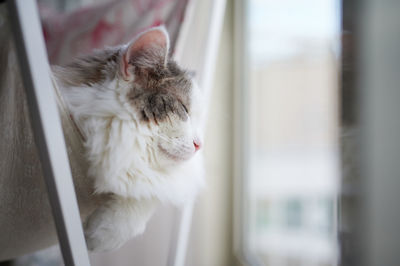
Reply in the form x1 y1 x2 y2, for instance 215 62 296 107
54 27 205 251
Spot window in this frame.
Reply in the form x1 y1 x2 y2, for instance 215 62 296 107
234 1 341 265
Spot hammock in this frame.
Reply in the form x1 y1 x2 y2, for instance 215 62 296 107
0 0 225 263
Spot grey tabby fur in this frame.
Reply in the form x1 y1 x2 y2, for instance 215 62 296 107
55 45 192 123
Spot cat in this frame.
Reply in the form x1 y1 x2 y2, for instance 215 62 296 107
53 26 205 251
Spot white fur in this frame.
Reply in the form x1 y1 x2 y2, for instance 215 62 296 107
84 197 157 252
59 56 205 251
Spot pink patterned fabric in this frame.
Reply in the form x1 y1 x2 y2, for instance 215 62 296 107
39 0 189 64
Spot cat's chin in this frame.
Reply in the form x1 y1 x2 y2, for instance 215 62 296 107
158 144 194 162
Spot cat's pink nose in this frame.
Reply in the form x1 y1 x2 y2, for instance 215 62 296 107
193 140 201 152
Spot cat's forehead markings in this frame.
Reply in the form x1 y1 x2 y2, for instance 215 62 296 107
60 44 193 125
128 61 192 124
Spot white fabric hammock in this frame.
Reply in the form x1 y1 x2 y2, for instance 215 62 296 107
0 28 102 260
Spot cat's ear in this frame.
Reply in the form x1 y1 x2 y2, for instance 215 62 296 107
121 26 170 81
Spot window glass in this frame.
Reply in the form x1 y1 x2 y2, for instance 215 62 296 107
243 1 341 265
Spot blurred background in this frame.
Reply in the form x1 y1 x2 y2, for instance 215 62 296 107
3 0 400 265
190 0 340 265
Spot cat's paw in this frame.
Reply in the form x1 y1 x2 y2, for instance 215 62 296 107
84 200 153 252
84 207 130 252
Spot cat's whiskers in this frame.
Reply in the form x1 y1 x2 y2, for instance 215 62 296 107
153 134 195 157
153 133 190 147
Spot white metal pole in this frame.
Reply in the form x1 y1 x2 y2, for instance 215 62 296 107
7 0 90 265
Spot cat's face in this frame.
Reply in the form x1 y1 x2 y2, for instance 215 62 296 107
60 27 203 168
120 27 203 166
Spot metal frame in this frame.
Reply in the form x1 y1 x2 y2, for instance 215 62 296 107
7 0 90 265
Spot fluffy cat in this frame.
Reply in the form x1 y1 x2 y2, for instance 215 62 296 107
53 26 205 251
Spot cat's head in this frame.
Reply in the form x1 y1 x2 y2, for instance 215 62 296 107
60 26 204 173
118 27 204 168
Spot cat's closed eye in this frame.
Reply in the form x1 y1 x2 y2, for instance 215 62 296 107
180 102 189 114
